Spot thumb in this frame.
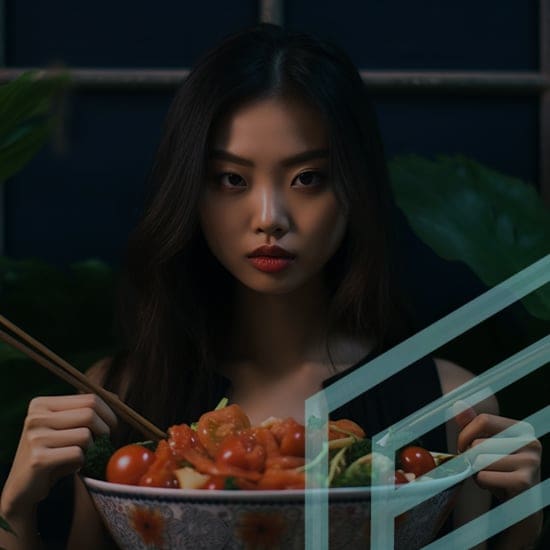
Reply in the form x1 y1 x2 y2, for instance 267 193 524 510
452 400 477 431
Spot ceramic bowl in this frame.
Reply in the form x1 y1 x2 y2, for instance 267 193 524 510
83 463 470 550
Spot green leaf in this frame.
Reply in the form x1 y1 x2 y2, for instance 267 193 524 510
389 155 550 320
0 256 115 353
224 476 240 490
0 70 70 183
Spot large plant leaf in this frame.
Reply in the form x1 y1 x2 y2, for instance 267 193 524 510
0 257 116 352
0 71 70 183
389 155 550 320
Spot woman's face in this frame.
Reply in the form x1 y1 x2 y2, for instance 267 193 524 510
199 96 348 295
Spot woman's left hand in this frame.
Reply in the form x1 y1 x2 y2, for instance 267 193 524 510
454 405 542 501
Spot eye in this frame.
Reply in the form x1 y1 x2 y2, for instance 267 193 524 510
214 172 246 188
293 171 326 188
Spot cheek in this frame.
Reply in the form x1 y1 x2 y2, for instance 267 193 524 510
306 201 347 253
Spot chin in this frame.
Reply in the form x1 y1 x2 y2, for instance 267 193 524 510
240 275 313 296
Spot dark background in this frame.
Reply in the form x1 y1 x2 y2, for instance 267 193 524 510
1 0 548 547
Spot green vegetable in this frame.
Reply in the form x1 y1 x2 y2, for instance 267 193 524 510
214 397 228 410
328 446 348 485
133 440 157 451
390 154 550 321
224 476 240 490
332 460 372 487
81 434 115 480
344 438 372 464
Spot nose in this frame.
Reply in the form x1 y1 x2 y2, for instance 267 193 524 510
251 182 290 238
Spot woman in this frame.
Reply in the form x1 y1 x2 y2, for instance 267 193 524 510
0 23 542 548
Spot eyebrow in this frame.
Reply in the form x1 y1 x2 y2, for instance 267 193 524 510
209 148 329 168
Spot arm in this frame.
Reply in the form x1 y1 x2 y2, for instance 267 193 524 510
436 358 543 550
0 393 116 549
67 357 119 549
67 475 118 549
0 358 117 549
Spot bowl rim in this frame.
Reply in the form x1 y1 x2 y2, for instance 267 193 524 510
82 461 471 501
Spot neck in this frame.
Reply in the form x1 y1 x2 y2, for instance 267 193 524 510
220 273 335 377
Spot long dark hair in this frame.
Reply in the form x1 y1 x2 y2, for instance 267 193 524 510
104 22 413 446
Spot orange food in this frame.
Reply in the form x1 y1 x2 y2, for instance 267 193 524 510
196 404 251 456
107 403 437 491
328 419 365 440
257 468 306 490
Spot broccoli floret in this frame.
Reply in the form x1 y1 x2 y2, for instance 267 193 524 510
345 438 372 463
332 461 372 487
81 434 116 480
224 476 240 490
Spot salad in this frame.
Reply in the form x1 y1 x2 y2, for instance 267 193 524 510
86 399 452 490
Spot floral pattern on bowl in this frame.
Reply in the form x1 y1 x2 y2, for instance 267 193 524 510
84 464 470 550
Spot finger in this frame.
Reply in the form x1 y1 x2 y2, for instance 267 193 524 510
472 453 519 472
30 394 100 412
26 408 110 436
457 414 531 453
42 394 118 431
452 400 477 431
83 394 118 432
468 435 538 456
30 427 94 450
29 445 85 472
30 393 117 432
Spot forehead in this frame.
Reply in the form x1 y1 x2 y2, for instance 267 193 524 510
209 96 328 158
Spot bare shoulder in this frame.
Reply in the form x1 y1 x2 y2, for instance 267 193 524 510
85 355 130 401
68 476 118 549
85 356 113 385
434 357 499 415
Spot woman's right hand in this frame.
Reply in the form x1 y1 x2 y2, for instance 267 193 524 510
0 393 117 519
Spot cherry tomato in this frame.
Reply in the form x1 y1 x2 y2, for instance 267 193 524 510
399 446 436 477
216 431 266 471
393 470 409 485
168 423 202 460
279 421 306 457
197 404 251 457
106 444 155 485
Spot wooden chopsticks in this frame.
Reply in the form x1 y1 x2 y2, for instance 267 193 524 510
0 313 167 441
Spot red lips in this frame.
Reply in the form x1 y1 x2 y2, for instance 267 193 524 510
247 245 295 258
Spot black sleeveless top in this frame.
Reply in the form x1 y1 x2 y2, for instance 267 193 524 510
321 350 449 453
